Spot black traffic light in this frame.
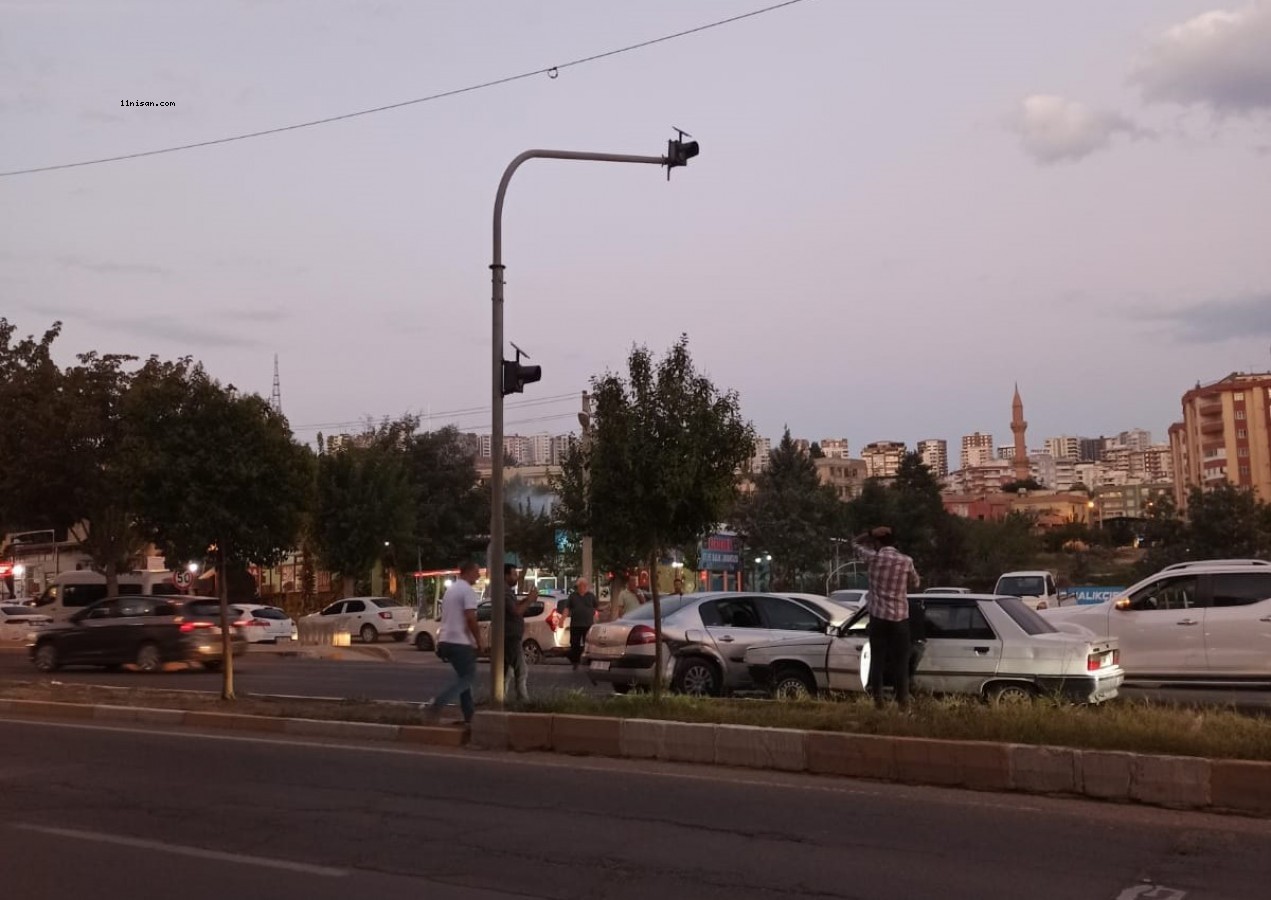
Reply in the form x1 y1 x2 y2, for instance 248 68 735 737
501 343 541 396
665 127 699 179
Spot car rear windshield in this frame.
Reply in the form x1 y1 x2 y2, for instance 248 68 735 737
371 597 408 607
995 597 1058 635
621 596 696 621
996 576 1045 597
184 601 225 618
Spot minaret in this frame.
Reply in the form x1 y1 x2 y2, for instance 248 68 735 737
1010 383 1029 482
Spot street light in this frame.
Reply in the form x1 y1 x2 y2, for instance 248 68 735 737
487 134 700 706
187 562 200 574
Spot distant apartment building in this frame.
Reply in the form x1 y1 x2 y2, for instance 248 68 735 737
916 439 948 477
1030 452 1057 488
550 434 573 466
751 437 773 474
1093 482 1174 522
1044 436 1080 461
997 445 1017 461
861 441 906 480
820 438 850 459
944 459 1013 494
1110 428 1153 453
815 457 868 500
1170 372 1271 508
960 432 994 469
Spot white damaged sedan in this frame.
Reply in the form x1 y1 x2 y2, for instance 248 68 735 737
745 593 1123 704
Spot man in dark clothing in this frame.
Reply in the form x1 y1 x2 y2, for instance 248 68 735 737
503 563 537 702
558 576 598 671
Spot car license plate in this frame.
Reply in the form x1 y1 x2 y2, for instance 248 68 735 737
590 660 610 671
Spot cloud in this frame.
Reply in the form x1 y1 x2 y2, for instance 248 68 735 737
1133 3 1271 113
1145 293 1271 342
1007 94 1143 164
17 301 282 349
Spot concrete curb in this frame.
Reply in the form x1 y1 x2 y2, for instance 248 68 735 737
2 699 1267 816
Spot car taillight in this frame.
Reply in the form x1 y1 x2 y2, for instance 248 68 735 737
626 624 657 646
1087 652 1107 671
1112 649 1120 665
179 621 213 633
236 619 267 627
378 611 392 620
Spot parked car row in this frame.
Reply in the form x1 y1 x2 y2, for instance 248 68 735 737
408 594 571 664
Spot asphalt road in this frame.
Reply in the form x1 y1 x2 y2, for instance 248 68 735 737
1 716 1268 899
0 645 602 703
2 646 1270 712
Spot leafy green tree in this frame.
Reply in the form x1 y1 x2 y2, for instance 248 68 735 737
559 335 754 694
126 360 314 699
504 499 558 570
1185 483 1271 560
960 512 1040 588
403 426 486 568
313 420 415 596
733 429 840 589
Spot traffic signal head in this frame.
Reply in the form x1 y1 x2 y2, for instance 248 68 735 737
502 358 542 395
666 137 700 169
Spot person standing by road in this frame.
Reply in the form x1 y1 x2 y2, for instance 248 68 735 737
614 573 643 620
424 560 483 726
503 563 537 702
558 576 598 670
853 526 921 711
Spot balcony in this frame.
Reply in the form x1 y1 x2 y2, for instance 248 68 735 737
1198 398 1223 417
1199 418 1225 435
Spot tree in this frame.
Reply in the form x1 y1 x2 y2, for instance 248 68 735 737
504 499 558 570
403 426 486 569
313 420 415 596
960 512 1040 588
733 429 840 589
808 442 825 459
1185 483 1271 560
561 335 754 694
128 361 314 699
1001 478 1043 494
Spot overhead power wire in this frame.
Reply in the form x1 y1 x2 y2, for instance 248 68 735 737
0 0 813 178
291 391 580 433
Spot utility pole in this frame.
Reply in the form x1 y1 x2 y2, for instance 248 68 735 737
578 390 594 594
488 135 700 706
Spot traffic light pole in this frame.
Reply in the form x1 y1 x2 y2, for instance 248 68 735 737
489 145 688 707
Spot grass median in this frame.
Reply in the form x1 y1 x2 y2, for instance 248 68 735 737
2 680 1269 762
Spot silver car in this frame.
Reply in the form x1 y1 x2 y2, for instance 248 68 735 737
745 594 1124 704
585 591 832 696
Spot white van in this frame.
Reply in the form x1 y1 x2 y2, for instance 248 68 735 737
994 570 1070 610
34 570 184 621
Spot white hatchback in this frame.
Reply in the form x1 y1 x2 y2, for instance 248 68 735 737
231 604 297 644
1042 561 1271 682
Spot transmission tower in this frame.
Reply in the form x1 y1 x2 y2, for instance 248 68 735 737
269 354 282 414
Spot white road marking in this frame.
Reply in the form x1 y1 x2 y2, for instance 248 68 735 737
1116 886 1186 900
12 823 347 877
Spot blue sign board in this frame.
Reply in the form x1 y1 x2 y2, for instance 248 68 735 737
699 533 741 572
1067 586 1126 605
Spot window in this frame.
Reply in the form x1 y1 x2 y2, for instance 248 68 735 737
257 608 287 620
1235 410 1246 420
700 598 762 629
923 603 996 640
621 596 695 621
1237 429 1247 439
525 601 546 617
320 602 344 616
995 575 1045 598
1209 573 1271 608
344 600 366 613
153 601 178 616
62 584 109 608
757 597 826 632
996 597 1058 634
117 598 155 617
1128 575 1199 611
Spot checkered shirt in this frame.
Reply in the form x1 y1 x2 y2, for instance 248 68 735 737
865 546 920 622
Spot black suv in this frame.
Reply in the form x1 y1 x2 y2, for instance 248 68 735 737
30 596 247 673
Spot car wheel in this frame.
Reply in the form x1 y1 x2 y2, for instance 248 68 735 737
33 642 59 673
673 658 720 697
987 682 1036 705
204 659 223 673
391 632 407 643
135 642 162 674
360 624 378 644
522 640 543 665
772 667 816 701
415 632 435 652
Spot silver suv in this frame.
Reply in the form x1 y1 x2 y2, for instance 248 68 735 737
1042 560 1271 682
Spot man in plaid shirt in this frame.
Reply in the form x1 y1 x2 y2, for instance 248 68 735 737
854 526 921 710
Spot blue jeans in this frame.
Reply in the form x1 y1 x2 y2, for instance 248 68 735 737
433 642 477 722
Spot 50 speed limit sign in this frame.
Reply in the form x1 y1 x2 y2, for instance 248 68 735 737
172 570 194 592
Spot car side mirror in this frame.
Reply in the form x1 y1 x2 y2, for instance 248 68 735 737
1114 597 1131 611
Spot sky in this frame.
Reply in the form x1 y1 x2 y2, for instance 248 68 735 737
3 0 1270 456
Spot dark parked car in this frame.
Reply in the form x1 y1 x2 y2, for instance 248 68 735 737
29 595 247 673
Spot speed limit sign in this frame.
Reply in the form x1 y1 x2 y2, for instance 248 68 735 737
172 570 193 592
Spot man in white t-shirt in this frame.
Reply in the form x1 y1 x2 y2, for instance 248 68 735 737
424 560 483 725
